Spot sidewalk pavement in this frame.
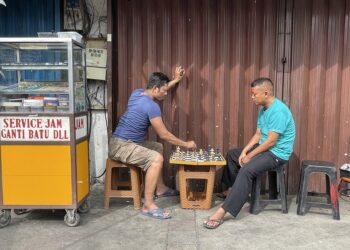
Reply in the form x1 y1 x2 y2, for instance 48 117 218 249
1 183 350 250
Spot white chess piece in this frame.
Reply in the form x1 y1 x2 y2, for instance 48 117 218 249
0 0 6 7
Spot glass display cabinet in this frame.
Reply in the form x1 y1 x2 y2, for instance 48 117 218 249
0 38 89 227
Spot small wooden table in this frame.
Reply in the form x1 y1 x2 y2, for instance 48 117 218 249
170 156 226 209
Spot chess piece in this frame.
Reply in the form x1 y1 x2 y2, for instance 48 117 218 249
210 148 215 156
205 153 209 162
185 150 192 161
198 149 204 162
215 149 221 161
191 151 196 161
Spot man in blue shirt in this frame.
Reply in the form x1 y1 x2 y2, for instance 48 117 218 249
109 66 197 220
203 77 295 229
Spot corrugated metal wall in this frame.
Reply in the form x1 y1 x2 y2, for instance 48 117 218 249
110 0 350 193
289 0 350 193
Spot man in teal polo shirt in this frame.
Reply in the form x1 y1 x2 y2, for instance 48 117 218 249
204 77 295 229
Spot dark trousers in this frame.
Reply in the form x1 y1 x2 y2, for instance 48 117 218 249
221 146 286 217
221 145 259 189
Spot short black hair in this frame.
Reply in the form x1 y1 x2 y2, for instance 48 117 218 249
146 72 170 89
250 77 273 88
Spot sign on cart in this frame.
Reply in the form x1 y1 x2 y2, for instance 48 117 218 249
0 116 70 141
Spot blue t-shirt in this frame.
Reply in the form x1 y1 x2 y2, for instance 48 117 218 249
112 89 161 143
257 98 295 160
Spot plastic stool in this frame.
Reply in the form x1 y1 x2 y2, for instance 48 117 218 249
104 158 142 209
250 163 288 214
338 177 350 196
178 165 216 209
297 160 340 220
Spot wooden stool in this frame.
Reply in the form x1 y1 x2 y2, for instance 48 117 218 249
104 158 142 209
178 165 216 209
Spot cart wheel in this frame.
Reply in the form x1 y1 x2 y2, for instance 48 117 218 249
64 210 80 227
14 209 29 215
78 200 90 214
0 209 11 228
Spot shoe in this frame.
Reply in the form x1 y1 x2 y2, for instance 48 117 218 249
203 218 224 229
141 207 171 220
216 189 230 199
155 188 179 198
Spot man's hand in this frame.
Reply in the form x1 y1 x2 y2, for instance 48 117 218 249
165 66 185 91
174 65 185 83
238 152 247 166
185 140 197 149
240 155 251 165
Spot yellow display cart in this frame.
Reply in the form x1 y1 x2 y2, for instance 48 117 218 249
0 38 89 227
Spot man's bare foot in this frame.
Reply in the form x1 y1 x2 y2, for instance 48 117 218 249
155 185 169 196
203 207 226 229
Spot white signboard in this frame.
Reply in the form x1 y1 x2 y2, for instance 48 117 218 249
87 66 106 80
0 116 70 142
75 115 87 140
86 48 107 67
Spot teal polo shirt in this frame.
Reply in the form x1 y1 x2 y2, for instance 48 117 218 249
257 98 295 160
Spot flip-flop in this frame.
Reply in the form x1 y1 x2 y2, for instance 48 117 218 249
216 191 227 199
155 188 179 198
141 207 171 220
216 188 231 199
203 218 224 229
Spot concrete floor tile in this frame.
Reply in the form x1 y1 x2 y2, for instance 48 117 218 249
167 244 197 250
167 231 197 246
168 219 196 231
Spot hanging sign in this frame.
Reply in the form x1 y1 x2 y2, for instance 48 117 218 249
0 116 70 142
75 115 87 140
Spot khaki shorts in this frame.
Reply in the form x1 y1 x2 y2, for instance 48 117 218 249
108 137 163 171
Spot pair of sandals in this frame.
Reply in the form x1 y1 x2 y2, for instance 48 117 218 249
142 209 224 228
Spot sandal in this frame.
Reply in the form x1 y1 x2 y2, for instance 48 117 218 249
216 191 228 199
155 188 179 198
141 207 171 220
203 218 224 229
216 188 231 199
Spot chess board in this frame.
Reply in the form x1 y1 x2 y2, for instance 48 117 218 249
169 147 226 166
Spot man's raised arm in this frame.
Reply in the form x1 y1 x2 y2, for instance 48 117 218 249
166 66 185 90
